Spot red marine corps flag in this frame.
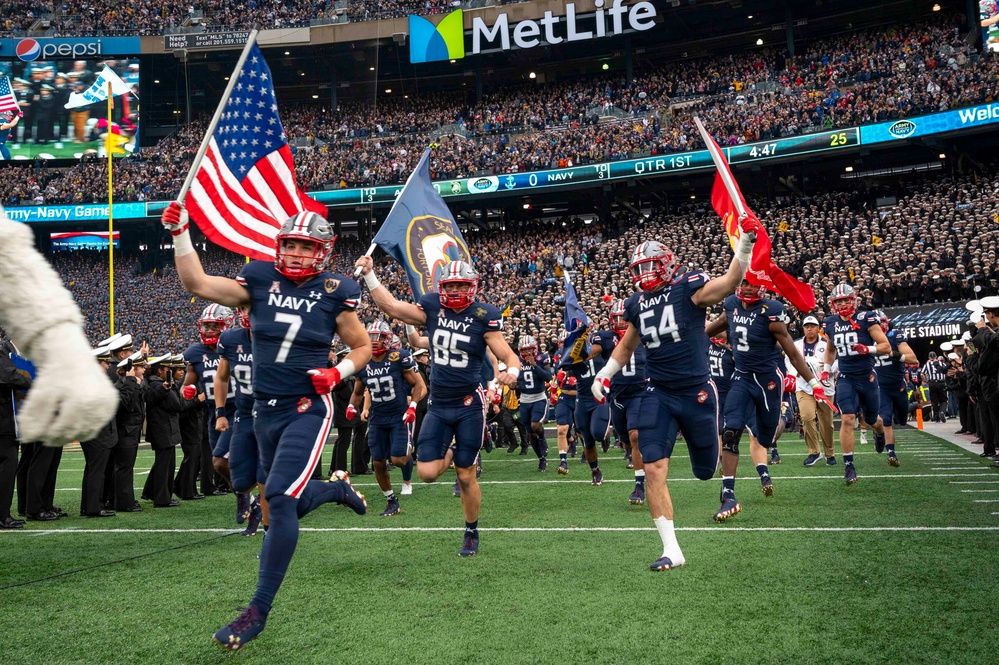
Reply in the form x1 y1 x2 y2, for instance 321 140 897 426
176 35 326 261
693 117 816 312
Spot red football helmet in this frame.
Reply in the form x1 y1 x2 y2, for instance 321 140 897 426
366 320 392 355
830 283 858 318
735 280 766 304
438 261 479 310
609 299 628 335
275 211 335 280
198 304 233 346
629 241 678 291
877 309 890 333
236 306 251 330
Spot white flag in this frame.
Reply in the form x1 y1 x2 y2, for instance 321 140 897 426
65 66 135 110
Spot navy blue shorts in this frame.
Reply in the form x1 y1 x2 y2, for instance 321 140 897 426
638 381 718 479
368 420 414 461
723 368 784 448
879 383 909 427
610 390 643 437
574 398 609 449
228 411 259 493
253 394 334 500
836 371 881 424
556 394 576 426
418 390 485 469
519 399 548 424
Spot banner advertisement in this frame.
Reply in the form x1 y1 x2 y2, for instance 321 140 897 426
882 302 976 340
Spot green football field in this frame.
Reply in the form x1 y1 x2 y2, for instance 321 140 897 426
1 428 997 664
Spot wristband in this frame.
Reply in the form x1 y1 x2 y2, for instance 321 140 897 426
362 271 381 291
823 363 833 374
596 357 623 381
866 345 877 355
334 358 357 381
506 366 520 380
405 324 417 336
409 401 418 409
891 350 903 361
808 378 821 389
173 228 195 257
214 407 226 417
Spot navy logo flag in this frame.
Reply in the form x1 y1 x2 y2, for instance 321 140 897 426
370 147 471 298
558 272 590 368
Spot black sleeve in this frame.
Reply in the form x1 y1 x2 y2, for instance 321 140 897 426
162 389 184 414
0 354 32 391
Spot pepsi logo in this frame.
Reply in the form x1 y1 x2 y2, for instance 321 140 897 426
16 39 40 62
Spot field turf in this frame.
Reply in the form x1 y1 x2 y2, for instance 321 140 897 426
1 428 997 664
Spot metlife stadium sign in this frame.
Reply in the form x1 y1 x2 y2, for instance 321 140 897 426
409 0 657 64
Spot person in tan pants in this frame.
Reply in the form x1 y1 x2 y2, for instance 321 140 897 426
787 316 837 466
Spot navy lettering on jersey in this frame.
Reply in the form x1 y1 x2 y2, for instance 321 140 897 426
623 270 711 389
236 260 360 398
184 342 235 406
216 327 254 415
874 330 907 389
724 295 786 373
418 292 502 406
362 350 417 424
518 354 553 400
708 340 735 395
823 310 878 376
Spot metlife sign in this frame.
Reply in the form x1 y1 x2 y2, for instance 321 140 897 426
1 36 141 61
409 0 657 64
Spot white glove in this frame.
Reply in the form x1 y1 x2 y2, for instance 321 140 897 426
591 376 610 404
734 230 756 264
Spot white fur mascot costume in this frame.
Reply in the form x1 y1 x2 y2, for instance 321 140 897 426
0 207 118 445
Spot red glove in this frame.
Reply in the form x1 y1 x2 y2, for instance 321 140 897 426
161 201 189 237
591 377 610 404
740 213 762 235
556 369 566 386
812 385 838 413
492 391 502 405
182 384 197 400
345 404 357 421
402 402 417 424
308 367 341 395
566 376 577 387
851 343 871 355
549 392 558 406
819 370 830 386
783 374 797 393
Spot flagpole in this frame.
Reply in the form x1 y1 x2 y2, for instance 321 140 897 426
177 28 260 203
107 80 115 336
692 115 747 221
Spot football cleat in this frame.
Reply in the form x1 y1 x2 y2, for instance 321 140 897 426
845 465 858 485
591 468 604 486
538 457 547 472
452 480 461 497
242 500 262 536
458 531 479 557
236 492 251 525
650 555 685 571
769 450 782 465
803 453 821 466
874 431 886 454
713 497 742 522
329 471 367 515
629 485 646 505
761 476 774 497
212 606 266 651
887 453 901 467
380 497 401 517
567 444 577 458
557 459 569 475
400 482 413 496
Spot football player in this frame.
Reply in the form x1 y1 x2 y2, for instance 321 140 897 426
568 326 609 487
553 330 580 473
351 320 427 516
163 204 371 650
356 256 519 557
214 306 264 535
516 335 553 472
873 310 917 467
822 284 891 484
592 228 753 572
591 300 648 505
705 281 829 520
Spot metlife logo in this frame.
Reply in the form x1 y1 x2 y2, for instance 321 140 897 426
1 36 140 61
409 0 657 64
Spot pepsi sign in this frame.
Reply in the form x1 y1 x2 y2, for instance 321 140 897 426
1 36 141 61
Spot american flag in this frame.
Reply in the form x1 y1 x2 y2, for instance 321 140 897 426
0 77 24 117
184 44 326 261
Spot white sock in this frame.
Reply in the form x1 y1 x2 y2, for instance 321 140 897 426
635 470 646 478
383 489 395 499
653 516 685 564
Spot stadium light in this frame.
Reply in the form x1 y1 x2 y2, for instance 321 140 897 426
153 79 160 84
845 166 854 172
747 15 753 19
369 67 375 71
602 63 609 70
932 4 941 10
529 72 536 79
312 94 319 99
385 88 392 94
756 38 764 46
284 51 290 55
939 153 946 159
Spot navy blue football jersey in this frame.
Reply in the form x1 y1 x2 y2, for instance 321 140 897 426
216 327 254 414
235 260 360 399
518 354 553 398
592 329 647 396
708 339 735 394
567 356 605 402
418 293 502 406
623 270 711 389
874 330 907 390
723 295 786 373
361 349 417 424
184 342 236 406
823 310 879 376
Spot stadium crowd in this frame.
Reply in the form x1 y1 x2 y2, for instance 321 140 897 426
2 18 989 203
